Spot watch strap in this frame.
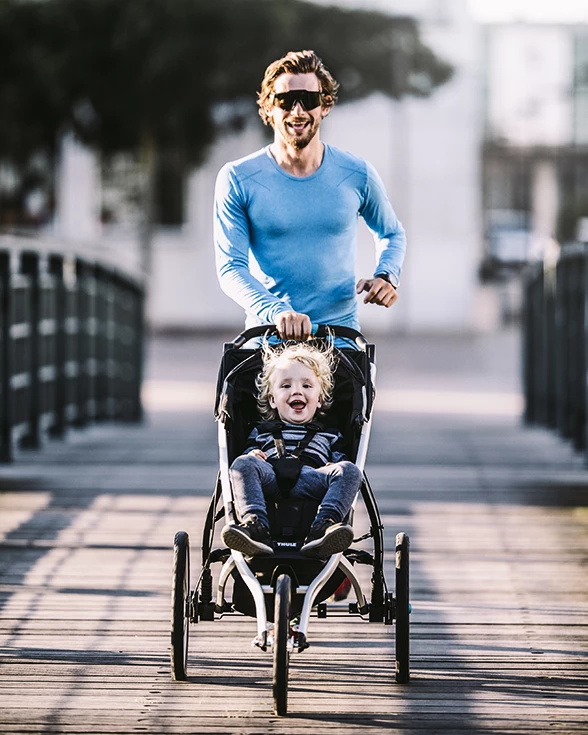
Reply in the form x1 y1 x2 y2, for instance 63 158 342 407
375 273 398 288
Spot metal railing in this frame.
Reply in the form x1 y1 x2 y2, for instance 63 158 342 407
522 244 587 458
1 242 144 462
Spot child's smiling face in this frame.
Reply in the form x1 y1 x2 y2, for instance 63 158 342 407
268 358 322 424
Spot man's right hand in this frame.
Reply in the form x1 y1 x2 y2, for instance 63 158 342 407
275 311 312 340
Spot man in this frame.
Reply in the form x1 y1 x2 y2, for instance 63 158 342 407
214 49 406 340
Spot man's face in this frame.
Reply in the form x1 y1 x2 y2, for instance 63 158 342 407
268 73 328 150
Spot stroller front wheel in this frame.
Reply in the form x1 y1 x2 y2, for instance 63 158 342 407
272 573 292 715
171 531 190 681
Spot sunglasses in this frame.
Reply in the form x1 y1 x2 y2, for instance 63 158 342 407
272 90 324 111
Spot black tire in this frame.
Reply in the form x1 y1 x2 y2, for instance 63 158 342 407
272 574 291 716
395 532 410 684
171 531 190 681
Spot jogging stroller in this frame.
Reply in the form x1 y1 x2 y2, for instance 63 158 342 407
170 324 410 715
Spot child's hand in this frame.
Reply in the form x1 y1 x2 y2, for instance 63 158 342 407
250 449 268 461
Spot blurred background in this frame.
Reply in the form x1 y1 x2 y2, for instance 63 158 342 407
1 0 587 335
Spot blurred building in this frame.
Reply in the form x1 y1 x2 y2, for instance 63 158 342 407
48 0 588 334
481 22 588 280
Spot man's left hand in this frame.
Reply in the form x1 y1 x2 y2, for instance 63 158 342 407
356 277 398 307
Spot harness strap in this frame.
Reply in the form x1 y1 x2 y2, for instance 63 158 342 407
271 425 318 460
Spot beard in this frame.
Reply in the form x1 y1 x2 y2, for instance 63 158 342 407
280 115 321 150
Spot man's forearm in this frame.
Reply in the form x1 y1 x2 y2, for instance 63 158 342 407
217 262 292 324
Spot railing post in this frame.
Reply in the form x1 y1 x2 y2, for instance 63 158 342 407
10 251 36 451
0 251 11 461
522 264 534 424
76 259 97 426
133 281 145 422
572 249 586 450
585 246 588 464
61 255 81 430
94 264 115 421
543 265 557 429
555 254 569 440
523 262 546 425
19 252 41 449
49 253 67 438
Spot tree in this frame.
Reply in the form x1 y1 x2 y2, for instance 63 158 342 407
0 0 453 268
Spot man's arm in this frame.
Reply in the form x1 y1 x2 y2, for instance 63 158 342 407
214 164 293 325
357 161 406 307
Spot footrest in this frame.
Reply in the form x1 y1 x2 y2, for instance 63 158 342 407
344 549 374 565
209 548 231 564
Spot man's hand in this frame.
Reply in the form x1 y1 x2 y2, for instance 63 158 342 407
356 277 398 307
275 311 312 340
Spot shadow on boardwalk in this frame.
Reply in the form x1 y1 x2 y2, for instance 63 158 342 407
1 328 587 734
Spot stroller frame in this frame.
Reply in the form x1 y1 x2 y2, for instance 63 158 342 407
170 325 410 715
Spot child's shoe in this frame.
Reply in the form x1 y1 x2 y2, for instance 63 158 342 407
301 518 353 557
221 516 274 556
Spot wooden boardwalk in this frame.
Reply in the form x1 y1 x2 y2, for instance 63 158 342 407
1 330 587 734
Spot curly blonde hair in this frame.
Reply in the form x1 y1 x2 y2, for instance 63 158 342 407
257 50 339 127
256 341 336 421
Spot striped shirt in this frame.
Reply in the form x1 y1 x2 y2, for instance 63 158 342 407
245 421 347 468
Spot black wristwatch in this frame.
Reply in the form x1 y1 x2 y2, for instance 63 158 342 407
375 273 398 289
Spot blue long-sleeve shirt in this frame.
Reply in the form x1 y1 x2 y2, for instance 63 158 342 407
214 143 406 330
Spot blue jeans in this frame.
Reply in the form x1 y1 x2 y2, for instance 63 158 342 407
230 454 362 529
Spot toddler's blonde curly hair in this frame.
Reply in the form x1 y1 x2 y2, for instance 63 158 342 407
256 341 336 421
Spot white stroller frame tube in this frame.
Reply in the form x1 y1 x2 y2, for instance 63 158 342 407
232 552 269 641
218 420 269 639
337 555 368 611
216 557 235 609
297 553 343 639
218 421 235 516
354 361 376 474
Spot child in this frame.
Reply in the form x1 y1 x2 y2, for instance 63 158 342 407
221 342 363 558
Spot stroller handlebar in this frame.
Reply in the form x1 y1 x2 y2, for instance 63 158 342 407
231 324 369 350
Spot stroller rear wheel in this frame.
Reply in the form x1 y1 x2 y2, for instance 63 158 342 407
395 532 410 683
171 531 190 681
272 573 291 716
